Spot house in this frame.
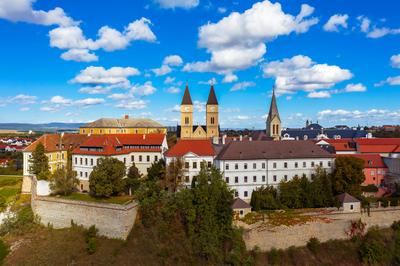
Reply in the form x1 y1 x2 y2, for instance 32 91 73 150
72 134 168 191
337 154 388 186
164 139 216 186
79 115 167 135
316 139 357 154
337 193 361 213
231 198 252 219
0 158 11 168
355 138 400 156
215 140 334 201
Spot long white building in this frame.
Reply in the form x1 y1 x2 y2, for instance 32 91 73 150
72 134 168 192
215 140 334 201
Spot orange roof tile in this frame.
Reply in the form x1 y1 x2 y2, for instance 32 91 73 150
165 139 215 157
336 154 387 168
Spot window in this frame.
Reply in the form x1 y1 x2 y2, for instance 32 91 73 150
244 191 248 197
371 170 375 176
80 171 83 177
319 161 323 167
244 163 248 169
225 164 229 170
225 177 229 183
284 175 288 181
240 210 243 215
185 117 189 125
80 158 83 165
147 155 150 162
253 163 256 169
350 204 354 210
295 162 298 168
211 117 215 124
244 176 248 183
284 162 288 168
75 157 77 165
311 162 315 167
234 191 239 197
155 156 158 161
235 163 238 170
253 176 257 182
131 155 134 162
328 161 332 167
208 161 212 168
123 158 126 164
185 176 190 183
273 175 277 182
235 176 238 183
303 162 306 168
85 172 88 178
139 155 142 162
91 159 93 166
262 163 266 169
273 162 277 169
262 176 266 182
185 162 189 169
193 162 197 169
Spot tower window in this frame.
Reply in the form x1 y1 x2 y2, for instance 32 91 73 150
211 117 215 125
185 117 189 125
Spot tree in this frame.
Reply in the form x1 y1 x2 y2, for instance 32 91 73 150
250 186 280 211
29 142 50 180
331 156 365 197
165 158 185 193
89 157 126 197
126 163 141 195
279 176 302 208
50 168 79 196
146 159 165 181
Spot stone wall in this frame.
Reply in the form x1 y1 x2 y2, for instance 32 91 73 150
21 175 32 194
243 208 400 251
31 178 138 240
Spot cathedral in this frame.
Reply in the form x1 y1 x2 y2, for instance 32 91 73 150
178 84 219 139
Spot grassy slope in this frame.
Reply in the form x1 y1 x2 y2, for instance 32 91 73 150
0 176 22 206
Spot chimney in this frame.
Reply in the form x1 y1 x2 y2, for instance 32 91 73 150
212 136 219 145
124 114 129 119
239 135 243 142
249 137 252 142
222 134 227 145
143 134 146 140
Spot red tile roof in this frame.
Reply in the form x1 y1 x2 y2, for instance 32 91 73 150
355 138 400 154
24 134 89 152
165 139 215 157
72 134 165 156
336 154 387 168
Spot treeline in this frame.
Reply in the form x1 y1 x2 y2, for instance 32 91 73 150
251 156 366 211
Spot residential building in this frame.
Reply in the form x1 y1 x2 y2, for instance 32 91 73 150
337 193 361 213
215 140 334 201
79 115 167 135
177 84 219 139
337 154 387 186
72 134 168 191
316 139 358 154
355 138 400 156
164 139 216 186
23 133 89 176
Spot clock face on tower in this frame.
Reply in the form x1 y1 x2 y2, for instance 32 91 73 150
210 107 215 112
184 106 190 112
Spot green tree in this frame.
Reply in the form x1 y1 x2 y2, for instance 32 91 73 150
250 186 280 211
89 157 126 197
332 156 365 197
28 142 50 180
279 176 302 208
50 168 79 196
126 163 141 195
147 159 166 181
165 158 185 193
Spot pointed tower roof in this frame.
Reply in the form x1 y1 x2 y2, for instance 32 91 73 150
268 87 280 121
207 85 218 105
181 84 193 105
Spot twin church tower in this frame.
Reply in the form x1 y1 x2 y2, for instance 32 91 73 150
178 84 281 140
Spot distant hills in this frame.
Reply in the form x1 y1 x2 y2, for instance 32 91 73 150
0 122 85 132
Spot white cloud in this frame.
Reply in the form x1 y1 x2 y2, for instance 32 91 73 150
9 94 37 104
163 55 183 66
317 108 400 123
376 76 400 87
40 106 58 112
184 1 318 74
222 73 238 83
116 100 147 110
71 66 140 86
391 54 400 68
131 81 157 96
307 91 331 98
164 76 175 84
60 49 98 62
50 95 73 106
193 101 206 112
0 0 77 26
154 0 199 9
41 95 105 112
50 18 156 61
19 107 30 112
357 16 371 33
79 86 113 94
263 55 353 95
167 105 181 112
230 81 256 92
343 83 367 92
152 65 172 76
166 87 181 94
74 98 105 106
323 14 348 32
217 7 227 14
356 16 400 39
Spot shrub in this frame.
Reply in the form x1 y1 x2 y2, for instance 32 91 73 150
392 221 400 232
361 185 378 193
0 206 37 236
0 239 8 264
86 225 98 239
359 239 387 265
0 196 6 208
85 225 98 255
346 219 366 239
267 248 281 265
307 237 320 253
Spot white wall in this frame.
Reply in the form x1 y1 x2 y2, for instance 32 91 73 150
215 158 334 201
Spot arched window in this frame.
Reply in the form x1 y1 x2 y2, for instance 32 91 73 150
185 117 189 125
211 117 215 125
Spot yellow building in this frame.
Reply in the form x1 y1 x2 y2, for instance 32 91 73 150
179 84 219 139
266 88 282 140
79 115 167 135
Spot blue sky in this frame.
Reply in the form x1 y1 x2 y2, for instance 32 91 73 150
0 0 399 129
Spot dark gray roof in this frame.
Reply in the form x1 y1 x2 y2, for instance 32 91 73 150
337 193 360 203
207 85 218 105
231 198 251 209
181 85 193 105
267 88 280 122
216 140 334 160
282 128 368 139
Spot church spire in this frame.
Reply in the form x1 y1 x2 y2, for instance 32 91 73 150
207 84 218 105
181 83 193 105
268 86 280 121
